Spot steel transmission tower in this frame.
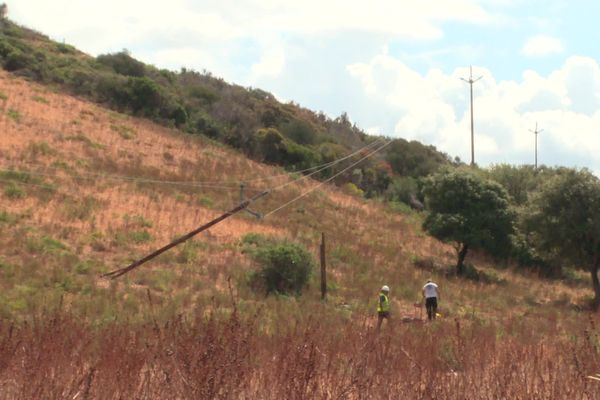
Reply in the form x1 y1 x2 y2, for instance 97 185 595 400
460 66 482 166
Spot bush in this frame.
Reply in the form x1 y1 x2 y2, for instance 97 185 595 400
125 77 164 116
250 240 314 295
97 51 145 77
3 182 25 199
386 176 419 204
342 182 364 197
281 120 317 145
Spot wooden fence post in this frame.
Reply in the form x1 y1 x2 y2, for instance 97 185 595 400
320 232 327 301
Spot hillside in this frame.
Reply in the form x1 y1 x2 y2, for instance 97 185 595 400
0 17 457 203
2 68 591 316
1 18 600 399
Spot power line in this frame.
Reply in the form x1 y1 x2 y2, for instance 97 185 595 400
0 139 385 190
237 139 384 184
268 138 385 192
263 140 393 218
0 167 240 191
0 178 59 191
460 65 483 166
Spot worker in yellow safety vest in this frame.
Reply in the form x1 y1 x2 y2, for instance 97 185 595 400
376 285 391 331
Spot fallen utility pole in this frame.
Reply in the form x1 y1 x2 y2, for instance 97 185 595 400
103 190 269 279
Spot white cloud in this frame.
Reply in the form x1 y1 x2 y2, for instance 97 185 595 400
9 0 497 73
10 0 498 52
348 53 600 169
522 35 564 57
250 41 286 80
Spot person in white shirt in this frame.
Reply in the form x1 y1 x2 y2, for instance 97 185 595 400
422 280 440 320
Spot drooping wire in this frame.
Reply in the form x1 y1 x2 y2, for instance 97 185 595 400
240 138 385 185
0 178 59 191
262 140 393 218
0 139 385 191
0 167 240 190
267 138 385 192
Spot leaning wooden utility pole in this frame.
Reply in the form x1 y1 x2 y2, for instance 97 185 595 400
460 66 483 166
529 122 543 169
320 232 327 301
103 190 269 279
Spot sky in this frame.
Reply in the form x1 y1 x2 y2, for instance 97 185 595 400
7 0 600 173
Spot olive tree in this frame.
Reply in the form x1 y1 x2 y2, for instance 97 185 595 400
526 169 600 307
423 170 515 275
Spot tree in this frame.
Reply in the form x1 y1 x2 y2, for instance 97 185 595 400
485 164 537 206
423 170 515 274
525 169 600 307
386 139 451 178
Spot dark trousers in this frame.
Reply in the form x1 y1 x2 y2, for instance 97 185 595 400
377 311 390 331
425 297 438 320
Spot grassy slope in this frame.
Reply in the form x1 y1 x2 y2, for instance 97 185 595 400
0 69 590 323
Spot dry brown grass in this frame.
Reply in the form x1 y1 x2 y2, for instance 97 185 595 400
0 308 598 399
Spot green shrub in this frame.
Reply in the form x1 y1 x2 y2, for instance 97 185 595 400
192 114 221 138
0 210 20 225
458 263 507 285
251 240 314 295
241 232 268 247
74 262 90 275
342 182 364 197
188 84 218 103
386 176 419 204
3 48 33 71
32 95 49 104
27 141 53 156
110 124 136 140
55 42 76 54
125 76 164 116
281 120 317 145
62 196 99 220
128 230 152 244
197 196 214 208
97 51 146 77
26 235 69 256
7 108 20 122
3 182 25 199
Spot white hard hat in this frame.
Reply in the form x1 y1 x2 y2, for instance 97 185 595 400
381 285 390 292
